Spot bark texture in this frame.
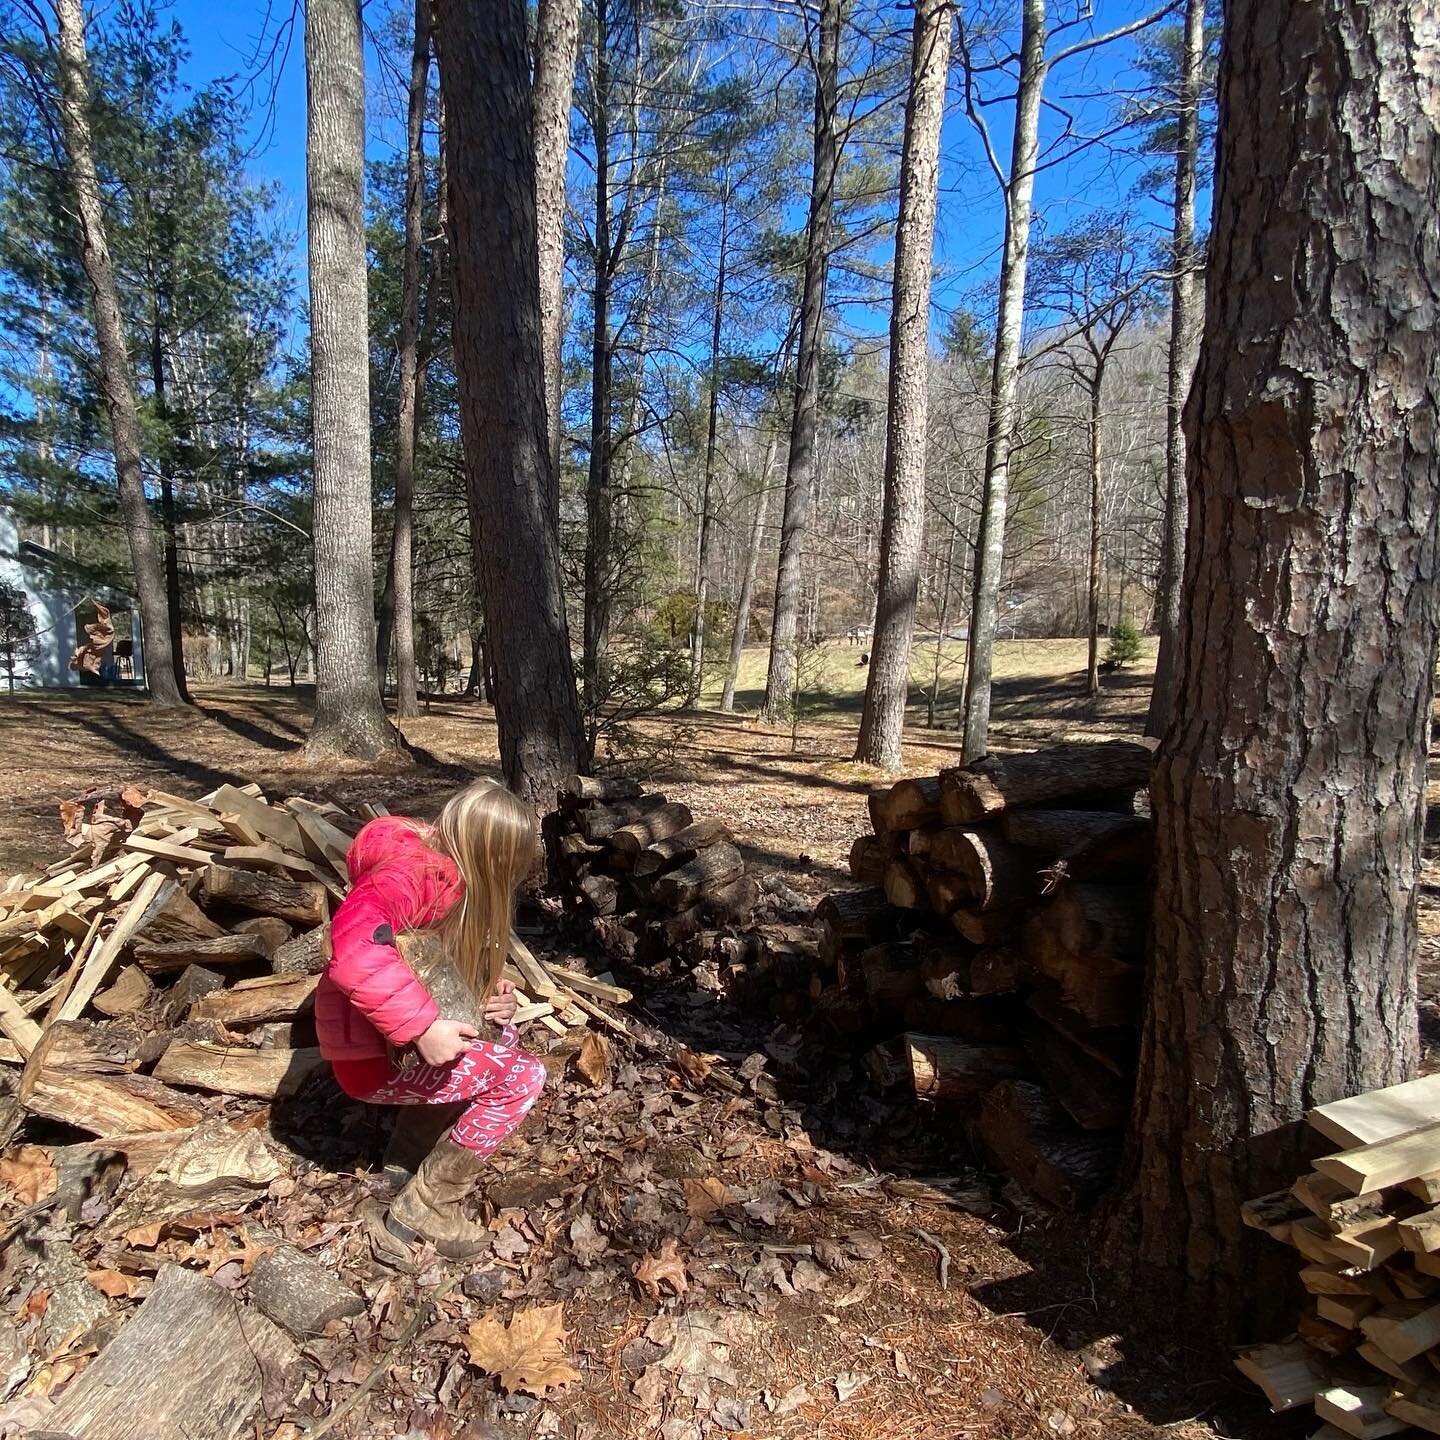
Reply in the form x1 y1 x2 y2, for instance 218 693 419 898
1145 0 1206 739
721 433 777 713
959 0 1046 760
1111 0 1440 1325
533 0 581 478
304 0 398 760
434 0 586 806
52 0 185 706
763 0 839 724
855 0 951 768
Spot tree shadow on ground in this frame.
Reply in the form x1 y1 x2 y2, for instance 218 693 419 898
67 713 236 794
196 699 307 752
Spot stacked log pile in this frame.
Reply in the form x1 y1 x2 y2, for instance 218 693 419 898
1 782 623 1142
806 741 1156 1208
1238 1074 1440 1437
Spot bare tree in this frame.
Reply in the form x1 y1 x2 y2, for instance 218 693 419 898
854 0 951 769
1110 0 1440 1318
303 0 398 760
51 0 186 706
434 0 586 804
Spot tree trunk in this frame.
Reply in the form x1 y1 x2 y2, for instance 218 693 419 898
1085 371 1102 696
721 432 776 713
1109 0 1440 1328
303 0 399 761
385 0 430 724
855 0 950 768
533 0 581 478
52 0 185 707
960 0 1046 760
688 172 732 706
1145 0 1205 740
434 0 586 806
763 0 839 724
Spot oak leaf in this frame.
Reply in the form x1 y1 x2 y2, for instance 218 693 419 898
633 1237 688 1301
575 1032 611 1088
682 1177 734 1221
86 1269 140 1299
465 1303 580 1396
0 1146 55 1206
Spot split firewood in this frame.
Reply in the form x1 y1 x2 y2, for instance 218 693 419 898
868 776 943 834
577 795 669 843
608 802 695 858
937 741 1152 823
882 858 926 910
924 869 972 916
161 965 227 1026
1014 1012 1131 1130
133 878 226 945
652 843 745 910
632 819 734 878
578 873 621 916
231 915 293 958
93 963 155 1017
133 932 273 974
952 905 1024 946
207 783 307 853
969 945 1023 996
203 865 327 927
272 926 330 976
189 973 319 1027
905 1034 1028 1103
55 870 171 1023
859 941 924 1009
561 775 644 804
1233 1340 1327 1412
701 873 761 926
153 1041 326 1099
1047 883 1147 964
1024 916 1142 1030
999 808 1147 855
249 1244 365 1337
816 887 891 941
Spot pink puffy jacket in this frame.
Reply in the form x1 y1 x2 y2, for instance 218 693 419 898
315 816 462 1063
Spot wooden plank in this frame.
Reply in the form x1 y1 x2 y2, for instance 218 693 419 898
207 783 306 853
123 832 216 867
1316 1122 1440 1195
1233 1340 1325 1411
1359 1300 1440 1363
56 870 169 1023
153 1041 325 1099
1311 1075 1440 1149
540 963 632 1005
508 933 561 998
1383 1388 1440 1435
289 808 353 875
1314 1384 1407 1437
0 984 43 1056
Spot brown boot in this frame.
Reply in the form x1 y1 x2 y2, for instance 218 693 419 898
379 1104 465 1193
373 1138 491 1262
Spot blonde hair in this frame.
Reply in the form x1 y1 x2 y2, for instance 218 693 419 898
430 780 537 1000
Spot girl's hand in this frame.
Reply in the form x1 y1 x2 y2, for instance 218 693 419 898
415 1017 479 1067
485 978 519 1026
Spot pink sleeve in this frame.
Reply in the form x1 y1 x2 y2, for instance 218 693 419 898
327 877 439 1046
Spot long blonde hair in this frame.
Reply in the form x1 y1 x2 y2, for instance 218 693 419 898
430 780 537 1000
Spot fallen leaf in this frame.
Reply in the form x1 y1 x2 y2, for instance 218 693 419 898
633 1237 689 1301
86 1269 140 1299
683 1177 734 1221
672 1047 711 1084
0 1146 56 1206
16 1289 49 1322
845 1231 883 1261
492 1225 529 1262
711 1397 751 1431
769 1383 812 1415
464 1303 581 1396
833 1280 871 1309
790 1258 828 1294
893 1347 912 1380
834 1370 869 1402
568 1213 609 1267
575 1032 611 1088
124 1220 166 1249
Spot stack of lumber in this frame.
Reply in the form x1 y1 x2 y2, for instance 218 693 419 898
549 775 764 962
1238 1074 1440 1437
1 781 626 1140
809 741 1155 1208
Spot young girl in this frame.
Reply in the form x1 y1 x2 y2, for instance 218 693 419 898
317 779 547 1260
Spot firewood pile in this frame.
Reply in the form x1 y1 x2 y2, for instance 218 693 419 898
1238 1073 1440 1437
800 741 1156 1209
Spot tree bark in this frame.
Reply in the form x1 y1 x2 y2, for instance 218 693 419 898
1085 371 1102 696
533 0 581 479
434 0 586 806
52 0 185 706
1110 0 1440 1327
303 0 399 760
386 0 431 723
854 0 951 769
959 0 1046 759
1145 0 1205 739
763 0 840 724
721 431 776 712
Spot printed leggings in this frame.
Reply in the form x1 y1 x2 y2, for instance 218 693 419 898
360 1026 547 1154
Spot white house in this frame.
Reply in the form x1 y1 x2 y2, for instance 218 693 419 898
0 510 145 689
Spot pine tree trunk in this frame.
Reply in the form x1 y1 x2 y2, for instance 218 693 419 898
1085 372 1102 696
303 0 399 760
763 0 839 725
1108 0 1440 1326
721 431 778 713
1145 0 1205 739
533 0 581 479
960 0 1046 760
854 0 950 769
434 0 586 806
388 0 430 723
52 0 185 707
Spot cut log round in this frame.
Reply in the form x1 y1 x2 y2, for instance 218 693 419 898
134 882 225 945
905 1033 1029 1102
918 946 972 1001
816 887 892 940
938 741 1152 823
883 858 926 910
249 1244 365 1337
702 873 761 926
272 926 329 976
652 842 745 910
562 775 644 804
924 868 973 917
1024 918 1142 1029
133 933 272 974
189 974 320 1028
230 915 294 958
633 819 734 877
927 829 1034 911
1059 821 1154 883
900 996 1012 1044
869 776 942 834
609 802 696 858
848 833 889 885
202 865 327 926
152 1042 326 1099
860 941 923 1008
577 795 669 843
578 873 620 916
975 1079 1119 1209
999 808 1147 855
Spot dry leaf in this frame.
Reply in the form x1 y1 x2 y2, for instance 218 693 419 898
569 1212 609 1266
575 1032 611 1087
683 1177 735 1221
124 1220 166 1249
672 1047 711 1084
0 1146 56 1206
633 1236 688 1301
86 1269 140 1299
464 1303 581 1395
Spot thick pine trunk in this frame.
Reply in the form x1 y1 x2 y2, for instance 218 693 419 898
1109 0 1440 1327
960 0 1046 760
533 0 581 478
855 0 950 769
304 0 398 761
434 0 586 806
1145 0 1205 740
763 0 839 725
52 0 185 707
